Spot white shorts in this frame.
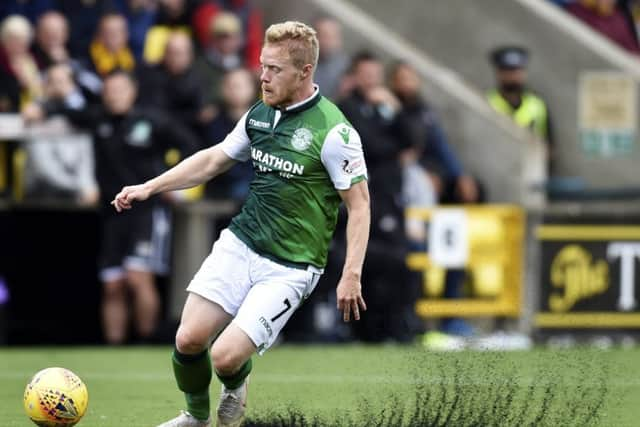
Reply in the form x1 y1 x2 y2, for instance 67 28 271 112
186 229 321 354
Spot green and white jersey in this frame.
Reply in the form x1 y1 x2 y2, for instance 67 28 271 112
219 86 367 271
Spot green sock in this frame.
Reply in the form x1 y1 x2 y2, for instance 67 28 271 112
216 358 252 390
172 348 212 421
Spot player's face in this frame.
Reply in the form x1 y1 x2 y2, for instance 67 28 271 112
259 43 305 108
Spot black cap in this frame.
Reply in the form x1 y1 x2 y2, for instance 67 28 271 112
490 46 529 69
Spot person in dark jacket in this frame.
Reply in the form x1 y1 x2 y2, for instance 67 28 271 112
137 31 209 140
204 67 256 201
339 52 422 342
24 70 200 345
390 61 483 337
338 51 402 182
390 61 480 205
32 11 102 103
351 171 420 343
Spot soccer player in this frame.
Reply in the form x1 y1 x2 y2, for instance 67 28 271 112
111 21 370 427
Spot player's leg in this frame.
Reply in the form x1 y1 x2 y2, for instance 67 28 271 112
126 268 160 340
162 293 232 426
158 229 251 427
210 324 254 427
212 264 320 427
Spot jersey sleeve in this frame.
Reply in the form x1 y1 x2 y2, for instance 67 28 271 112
320 123 368 190
219 112 250 161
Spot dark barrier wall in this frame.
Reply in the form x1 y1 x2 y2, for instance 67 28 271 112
0 208 102 344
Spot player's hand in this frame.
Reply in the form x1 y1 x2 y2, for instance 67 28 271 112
111 184 152 212
336 275 367 322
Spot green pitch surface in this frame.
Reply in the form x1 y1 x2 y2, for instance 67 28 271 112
1 345 638 426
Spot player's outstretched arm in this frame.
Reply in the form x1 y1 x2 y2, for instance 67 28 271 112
111 144 237 212
336 180 370 322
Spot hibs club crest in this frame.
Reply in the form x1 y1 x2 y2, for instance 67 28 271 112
291 128 313 151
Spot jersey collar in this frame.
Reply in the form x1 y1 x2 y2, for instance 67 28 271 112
280 85 321 114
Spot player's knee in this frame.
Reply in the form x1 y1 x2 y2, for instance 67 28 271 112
210 344 242 375
175 326 207 354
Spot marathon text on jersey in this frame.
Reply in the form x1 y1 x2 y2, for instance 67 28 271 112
251 147 305 175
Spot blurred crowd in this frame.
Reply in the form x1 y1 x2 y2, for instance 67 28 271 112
0 1 567 345
0 0 262 204
551 0 640 54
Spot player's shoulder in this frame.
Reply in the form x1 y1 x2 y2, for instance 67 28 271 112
316 96 346 119
242 99 271 132
246 99 267 116
313 97 355 132
320 105 361 151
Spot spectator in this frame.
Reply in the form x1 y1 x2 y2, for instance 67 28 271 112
194 11 244 105
32 11 102 102
138 31 212 202
0 1 54 24
339 51 401 177
89 13 136 77
155 0 197 27
487 46 554 174
22 63 98 205
31 10 68 68
314 16 349 101
191 0 263 70
54 0 118 60
142 0 196 64
340 53 442 219
24 71 200 344
625 0 640 37
138 31 209 139
566 0 640 53
353 173 419 343
114 0 158 62
390 61 480 208
204 67 256 201
0 14 41 199
0 14 42 112
339 51 419 343
390 61 481 337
